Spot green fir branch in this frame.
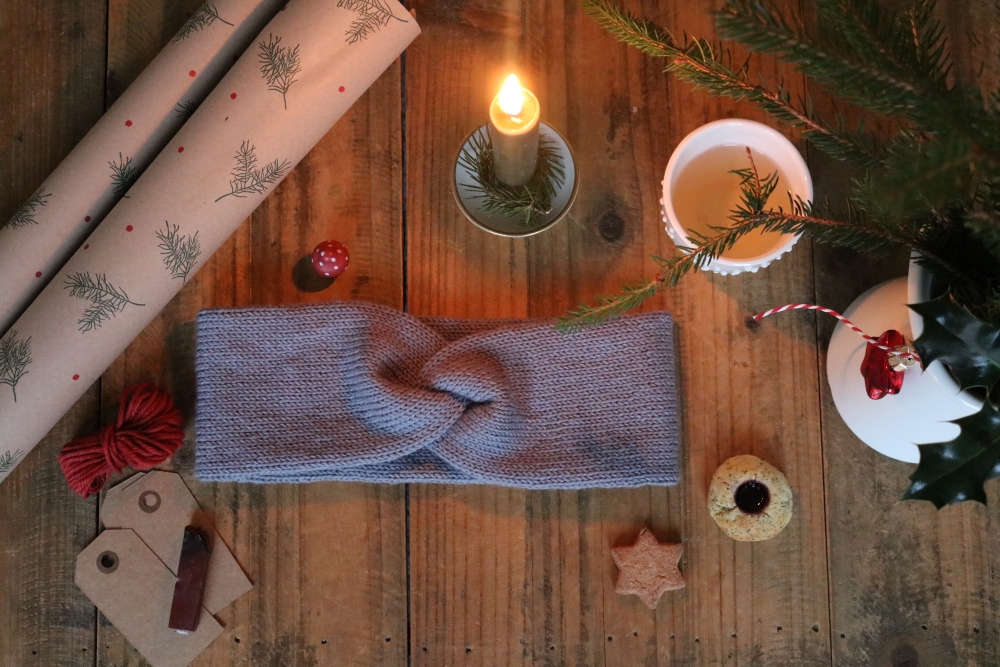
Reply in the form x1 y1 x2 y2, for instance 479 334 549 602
4 188 50 230
337 0 408 45
175 100 199 120
582 0 881 168
716 0 936 118
0 330 32 403
63 272 145 333
582 0 1000 327
560 150 976 329
0 449 25 475
173 2 234 42
457 133 566 227
558 281 661 332
156 221 202 282
109 153 138 201
215 140 292 202
258 34 302 109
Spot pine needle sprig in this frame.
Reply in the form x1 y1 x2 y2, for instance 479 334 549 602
258 34 301 109
579 0 1000 328
560 150 977 329
582 0 881 168
815 0 950 89
457 133 566 227
173 2 234 42
337 0 408 45
558 280 661 332
63 272 145 333
0 449 25 475
4 188 50 230
175 100 199 120
716 0 933 118
0 330 31 403
718 0 1000 149
215 140 292 202
156 221 202 282
109 153 138 201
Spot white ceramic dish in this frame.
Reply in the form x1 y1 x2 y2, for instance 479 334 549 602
660 119 812 275
826 265 981 463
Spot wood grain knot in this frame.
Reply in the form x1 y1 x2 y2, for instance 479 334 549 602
597 211 625 243
890 643 919 667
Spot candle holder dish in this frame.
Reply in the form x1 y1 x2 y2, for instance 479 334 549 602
453 122 579 238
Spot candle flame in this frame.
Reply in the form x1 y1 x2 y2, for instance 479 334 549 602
498 74 524 117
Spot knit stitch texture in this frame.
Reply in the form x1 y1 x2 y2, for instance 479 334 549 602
195 301 680 488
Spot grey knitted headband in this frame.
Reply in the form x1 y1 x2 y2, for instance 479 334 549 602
195 301 680 489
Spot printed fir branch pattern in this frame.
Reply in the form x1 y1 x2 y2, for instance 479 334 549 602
175 100 199 120
337 0 408 44
258 34 301 109
216 140 291 202
0 330 31 403
157 221 202 282
64 272 145 333
4 188 50 230
0 450 25 476
110 153 139 201
173 2 234 42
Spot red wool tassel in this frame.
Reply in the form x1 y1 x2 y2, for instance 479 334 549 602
58 383 185 498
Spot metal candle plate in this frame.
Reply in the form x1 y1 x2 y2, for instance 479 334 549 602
453 122 579 238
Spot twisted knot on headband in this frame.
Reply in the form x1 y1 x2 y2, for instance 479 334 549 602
195 302 680 489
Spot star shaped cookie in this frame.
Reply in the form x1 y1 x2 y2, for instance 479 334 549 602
612 527 685 609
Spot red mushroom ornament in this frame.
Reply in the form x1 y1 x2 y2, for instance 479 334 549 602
311 240 350 278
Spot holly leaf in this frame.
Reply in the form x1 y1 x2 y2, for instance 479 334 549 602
903 400 1000 507
909 294 1000 392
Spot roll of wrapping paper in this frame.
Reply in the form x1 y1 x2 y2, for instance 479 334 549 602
0 0 421 481
0 0 289 336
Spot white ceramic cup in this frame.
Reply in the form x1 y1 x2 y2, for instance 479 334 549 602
660 119 813 276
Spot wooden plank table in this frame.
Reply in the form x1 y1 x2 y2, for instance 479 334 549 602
1 1 998 665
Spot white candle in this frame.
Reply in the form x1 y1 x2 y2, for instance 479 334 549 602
488 74 540 187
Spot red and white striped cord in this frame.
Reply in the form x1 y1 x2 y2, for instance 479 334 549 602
753 303 922 364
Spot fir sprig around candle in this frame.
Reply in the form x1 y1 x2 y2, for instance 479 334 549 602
458 132 566 228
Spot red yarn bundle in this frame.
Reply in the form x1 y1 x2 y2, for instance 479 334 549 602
58 383 185 498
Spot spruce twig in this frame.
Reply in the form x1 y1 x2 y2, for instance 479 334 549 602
215 140 292 202
578 0 1000 327
560 150 975 329
337 0 408 45
457 133 566 227
156 221 202 282
109 153 138 201
582 0 882 167
63 272 145 333
4 188 50 230
0 449 25 475
0 330 31 403
173 2 234 42
258 34 302 109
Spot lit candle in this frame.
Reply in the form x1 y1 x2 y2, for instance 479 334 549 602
489 74 540 187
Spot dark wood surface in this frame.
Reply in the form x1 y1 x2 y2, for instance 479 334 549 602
1 1 998 666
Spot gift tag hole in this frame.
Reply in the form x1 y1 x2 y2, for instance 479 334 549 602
139 490 161 513
97 551 119 574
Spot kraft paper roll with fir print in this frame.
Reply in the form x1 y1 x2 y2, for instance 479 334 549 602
0 0 288 336
0 0 420 483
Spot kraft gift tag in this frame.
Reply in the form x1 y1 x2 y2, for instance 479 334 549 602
101 470 252 614
76 530 223 667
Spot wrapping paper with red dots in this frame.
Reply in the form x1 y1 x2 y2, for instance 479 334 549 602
0 0 420 481
0 0 288 336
